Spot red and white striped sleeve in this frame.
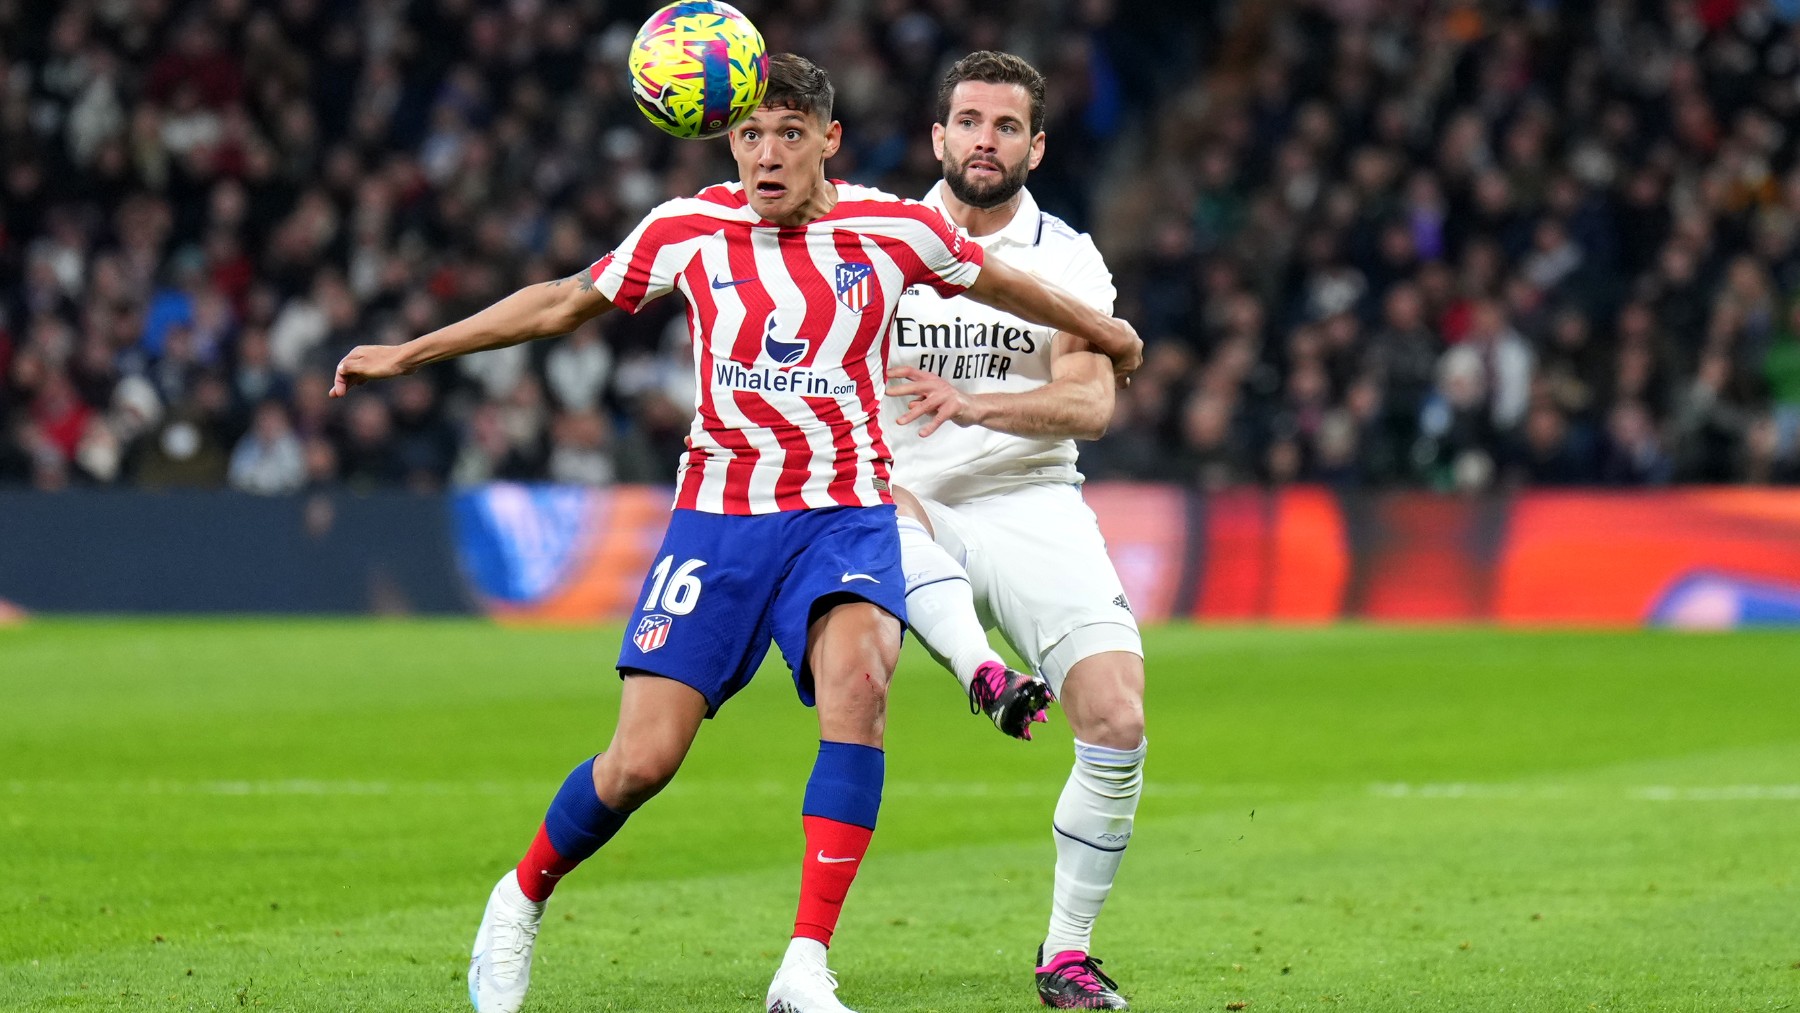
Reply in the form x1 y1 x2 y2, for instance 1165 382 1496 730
893 202 985 296
586 200 704 314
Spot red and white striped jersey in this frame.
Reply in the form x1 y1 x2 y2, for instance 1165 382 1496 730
588 180 985 515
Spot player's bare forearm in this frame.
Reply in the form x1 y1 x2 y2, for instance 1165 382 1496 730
964 259 1141 378
966 350 1113 440
330 272 612 396
889 337 1113 440
405 274 610 367
965 384 1105 440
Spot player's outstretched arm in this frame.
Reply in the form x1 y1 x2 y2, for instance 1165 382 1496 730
962 256 1142 382
889 333 1113 440
330 271 614 396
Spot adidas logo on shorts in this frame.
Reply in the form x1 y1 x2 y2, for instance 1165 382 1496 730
1112 594 1132 614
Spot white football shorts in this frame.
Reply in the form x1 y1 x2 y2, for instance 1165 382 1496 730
916 482 1143 695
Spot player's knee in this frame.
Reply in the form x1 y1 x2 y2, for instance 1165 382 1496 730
809 600 899 737
1069 682 1145 750
813 654 891 744
1083 705 1145 751
1062 653 1146 749
823 659 890 710
1113 708 1147 749
812 601 901 680
858 665 892 709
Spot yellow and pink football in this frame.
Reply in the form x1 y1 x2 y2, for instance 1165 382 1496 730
629 1 770 140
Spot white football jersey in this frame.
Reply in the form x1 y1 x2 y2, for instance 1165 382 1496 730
883 183 1116 504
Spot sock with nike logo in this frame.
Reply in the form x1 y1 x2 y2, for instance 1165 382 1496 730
514 755 629 902
792 740 883 945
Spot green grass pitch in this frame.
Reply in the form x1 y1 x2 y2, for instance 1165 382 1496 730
3 620 1798 1011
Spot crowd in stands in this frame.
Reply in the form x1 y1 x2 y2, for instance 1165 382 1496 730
3 0 1800 495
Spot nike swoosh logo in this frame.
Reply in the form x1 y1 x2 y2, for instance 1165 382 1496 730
711 275 753 289
816 851 858 864
841 573 879 584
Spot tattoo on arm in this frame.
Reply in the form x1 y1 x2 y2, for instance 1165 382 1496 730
546 271 596 292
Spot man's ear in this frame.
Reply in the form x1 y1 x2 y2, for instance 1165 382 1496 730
931 122 946 161
822 120 842 158
1028 131 1046 171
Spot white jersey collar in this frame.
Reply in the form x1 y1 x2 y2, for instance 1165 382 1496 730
922 181 1043 248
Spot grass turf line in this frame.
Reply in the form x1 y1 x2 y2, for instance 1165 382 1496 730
1 621 1797 1011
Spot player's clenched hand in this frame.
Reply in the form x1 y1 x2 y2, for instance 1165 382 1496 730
330 344 414 397
887 365 977 438
1103 317 1143 387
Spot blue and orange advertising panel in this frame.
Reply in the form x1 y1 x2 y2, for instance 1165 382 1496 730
1494 490 1800 627
453 485 1800 628
454 484 668 624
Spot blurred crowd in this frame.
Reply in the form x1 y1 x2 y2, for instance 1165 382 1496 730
3 0 1799 495
1088 0 1800 489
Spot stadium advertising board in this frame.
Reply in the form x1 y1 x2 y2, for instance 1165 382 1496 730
450 486 1800 629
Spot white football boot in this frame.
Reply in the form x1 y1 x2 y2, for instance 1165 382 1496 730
468 870 546 1013
766 939 857 1013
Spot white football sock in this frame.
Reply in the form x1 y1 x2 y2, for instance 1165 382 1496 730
782 935 828 967
1044 736 1146 958
898 515 1000 692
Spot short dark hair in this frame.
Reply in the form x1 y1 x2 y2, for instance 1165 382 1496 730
936 51 1046 136
763 53 835 125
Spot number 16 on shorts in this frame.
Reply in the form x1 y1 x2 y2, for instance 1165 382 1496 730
632 555 706 653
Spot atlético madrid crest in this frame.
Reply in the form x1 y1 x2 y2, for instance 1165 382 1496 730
834 262 873 313
633 613 672 653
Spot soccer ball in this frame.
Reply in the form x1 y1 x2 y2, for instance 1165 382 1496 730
629 1 769 140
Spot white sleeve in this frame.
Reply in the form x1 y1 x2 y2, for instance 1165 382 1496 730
1052 233 1116 316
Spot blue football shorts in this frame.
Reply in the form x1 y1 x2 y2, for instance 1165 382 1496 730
615 503 906 716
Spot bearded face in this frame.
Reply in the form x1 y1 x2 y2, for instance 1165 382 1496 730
935 80 1043 212
943 145 1031 210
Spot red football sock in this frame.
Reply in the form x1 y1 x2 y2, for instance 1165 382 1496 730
792 815 875 945
515 823 581 903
